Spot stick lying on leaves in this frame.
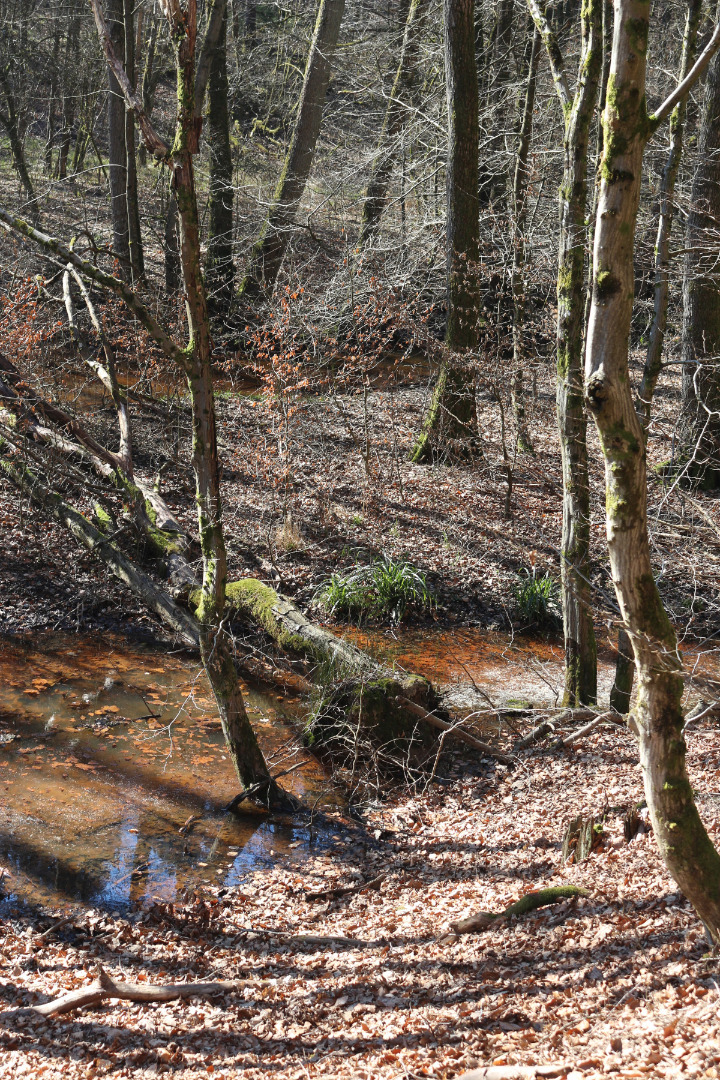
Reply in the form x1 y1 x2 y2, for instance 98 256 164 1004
305 873 384 902
5 966 249 1019
458 1065 571 1080
448 886 589 936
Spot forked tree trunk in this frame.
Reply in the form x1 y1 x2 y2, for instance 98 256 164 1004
357 0 427 248
239 0 345 298
410 0 479 464
584 0 720 944
529 0 602 707
681 3 720 490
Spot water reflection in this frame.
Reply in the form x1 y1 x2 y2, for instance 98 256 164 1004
0 634 336 911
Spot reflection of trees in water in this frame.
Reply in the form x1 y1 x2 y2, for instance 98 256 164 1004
0 828 115 904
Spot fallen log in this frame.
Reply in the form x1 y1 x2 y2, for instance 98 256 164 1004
200 579 443 748
448 886 589 936
3 966 249 1019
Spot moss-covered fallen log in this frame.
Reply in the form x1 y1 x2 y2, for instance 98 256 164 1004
449 886 589 935
194 579 445 749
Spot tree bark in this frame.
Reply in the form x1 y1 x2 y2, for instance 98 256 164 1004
584 1 720 944
124 0 144 281
57 1 82 181
680 2 720 489
357 0 428 248
638 0 701 430
239 0 346 298
410 0 479 464
529 0 602 707
107 0 131 278
0 64 39 224
205 4 235 315
510 24 541 456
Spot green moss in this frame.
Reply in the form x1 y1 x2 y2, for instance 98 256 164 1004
595 269 621 302
634 572 674 643
223 579 313 656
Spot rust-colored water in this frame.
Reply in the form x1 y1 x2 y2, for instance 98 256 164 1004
0 634 336 913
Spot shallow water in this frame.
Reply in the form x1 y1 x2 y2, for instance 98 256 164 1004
0 634 336 913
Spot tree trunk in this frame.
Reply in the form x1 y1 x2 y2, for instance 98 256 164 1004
357 0 427 248
44 14 61 175
56 2 82 181
107 0 131 278
609 626 634 714
510 24 541 455
205 6 235 316
0 66 39 224
164 192 181 295
410 0 479 464
681 3 720 489
124 0 144 282
638 0 701 429
584 0 720 944
239 0 346 298
529 0 602 707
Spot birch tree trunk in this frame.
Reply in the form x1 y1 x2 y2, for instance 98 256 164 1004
529 0 602 707
681 3 720 490
584 0 720 943
410 0 479 464
239 0 345 298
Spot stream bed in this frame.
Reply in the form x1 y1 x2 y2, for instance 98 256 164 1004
0 634 337 914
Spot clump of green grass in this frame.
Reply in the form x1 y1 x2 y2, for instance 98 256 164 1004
513 568 561 629
317 555 433 623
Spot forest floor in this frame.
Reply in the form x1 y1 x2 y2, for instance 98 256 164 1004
1 716 720 1080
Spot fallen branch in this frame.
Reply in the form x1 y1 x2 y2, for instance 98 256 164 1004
458 1066 571 1080
240 927 380 948
395 695 513 764
305 873 384 902
560 710 621 747
4 966 249 1019
514 708 598 750
449 885 589 936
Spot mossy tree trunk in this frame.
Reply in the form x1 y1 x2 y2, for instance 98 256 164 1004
356 0 427 248
584 0 720 944
681 1 720 490
0 62 39 224
84 0 279 801
239 0 346 298
410 0 479 464
528 0 601 707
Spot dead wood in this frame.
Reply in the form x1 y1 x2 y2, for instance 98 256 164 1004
560 710 622 747
449 886 589 936
514 708 598 750
305 872 384 902
4 966 250 1019
562 815 602 863
395 695 513 764
458 1066 571 1080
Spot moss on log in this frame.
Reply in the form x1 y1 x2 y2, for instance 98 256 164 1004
450 886 589 935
